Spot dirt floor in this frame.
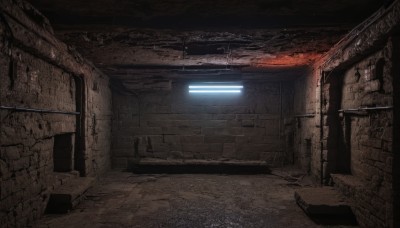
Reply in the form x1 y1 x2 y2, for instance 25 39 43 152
36 169 357 228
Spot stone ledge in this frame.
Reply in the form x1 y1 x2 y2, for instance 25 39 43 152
331 173 366 197
294 187 357 225
128 158 271 174
295 187 352 215
137 158 269 166
331 174 365 187
46 177 96 213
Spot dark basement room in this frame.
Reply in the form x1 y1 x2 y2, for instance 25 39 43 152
0 0 399 227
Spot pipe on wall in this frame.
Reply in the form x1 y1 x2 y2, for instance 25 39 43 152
0 6 107 177
0 106 80 115
319 71 325 186
294 113 315 118
279 82 283 139
338 106 393 112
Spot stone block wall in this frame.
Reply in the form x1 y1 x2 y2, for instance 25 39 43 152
293 1 400 226
0 1 112 227
112 80 293 168
340 49 393 176
294 49 395 228
331 44 393 228
392 35 400 228
292 69 320 174
0 53 76 227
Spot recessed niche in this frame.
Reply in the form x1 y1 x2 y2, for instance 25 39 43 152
374 58 385 93
53 133 75 172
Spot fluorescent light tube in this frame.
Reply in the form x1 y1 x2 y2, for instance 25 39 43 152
189 90 241 93
189 85 243 89
188 83 243 94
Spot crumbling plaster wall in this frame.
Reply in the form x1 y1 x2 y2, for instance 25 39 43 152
392 35 400 228
340 49 393 178
111 80 294 168
293 1 399 227
292 69 319 174
0 1 112 227
330 45 394 228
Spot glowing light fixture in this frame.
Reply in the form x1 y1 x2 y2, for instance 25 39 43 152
189 85 243 89
189 89 242 93
188 83 243 94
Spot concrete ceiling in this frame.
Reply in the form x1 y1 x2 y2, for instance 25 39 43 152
29 0 384 29
27 0 386 80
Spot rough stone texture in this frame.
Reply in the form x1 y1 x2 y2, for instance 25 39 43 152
46 177 96 213
34 171 348 228
0 0 398 227
55 28 343 69
317 1 400 72
339 49 393 178
322 23 395 228
292 2 399 227
111 80 294 168
332 174 393 228
29 0 383 72
292 69 319 174
0 1 112 227
294 187 353 216
129 158 271 174
392 35 400 228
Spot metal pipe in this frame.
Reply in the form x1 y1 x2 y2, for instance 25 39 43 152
294 113 315 118
279 82 283 139
338 106 393 112
74 75 84 137
319 72 324 186
0 106 80 115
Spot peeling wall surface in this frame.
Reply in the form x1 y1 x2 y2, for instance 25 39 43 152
0 1 112 227
339 49 393 177
332 46 394 228
292 69 319 174
392 35 400 228
292 1 400 227
112 80 294 168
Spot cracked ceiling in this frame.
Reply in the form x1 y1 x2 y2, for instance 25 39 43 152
28 0 386 79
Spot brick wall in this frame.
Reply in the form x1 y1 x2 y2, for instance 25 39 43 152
294 40 396 228
392 35 400 228
293 1 399 225
0 1 112 227
111 80 293 168
0 52 76 227
333 46 393 228
293 69 320 175
340 49 393 176
294 47 395 228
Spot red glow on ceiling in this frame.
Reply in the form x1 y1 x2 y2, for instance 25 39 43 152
256 53 322 67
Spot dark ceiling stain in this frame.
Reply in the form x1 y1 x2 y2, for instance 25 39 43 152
28 0 384 29
23 0 388 77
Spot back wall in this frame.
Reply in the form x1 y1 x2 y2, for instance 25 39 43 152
111 79 294 168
